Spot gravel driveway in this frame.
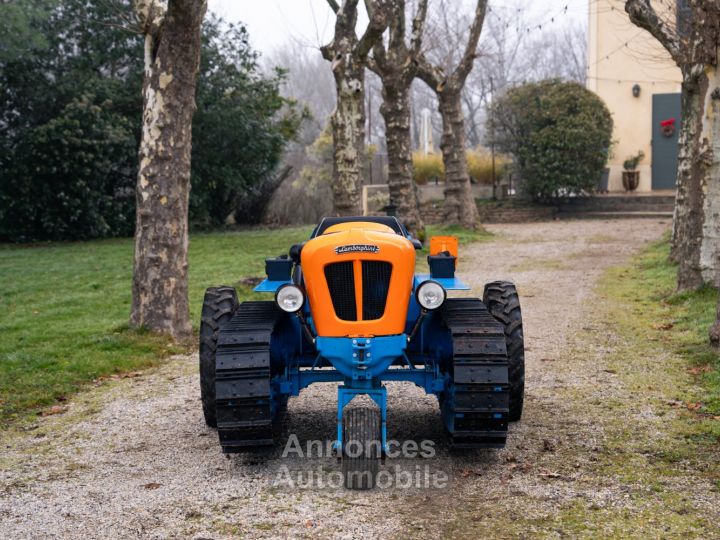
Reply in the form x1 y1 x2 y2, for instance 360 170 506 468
4 217 716 539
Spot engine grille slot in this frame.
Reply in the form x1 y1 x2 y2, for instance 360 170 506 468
361 261 392 320
324 262 357 320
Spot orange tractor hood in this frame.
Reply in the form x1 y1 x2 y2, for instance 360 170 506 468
300 222 416 337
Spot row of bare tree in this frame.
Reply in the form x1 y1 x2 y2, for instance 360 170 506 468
319 0 492 235
271 10 586 154
624 0 720 343
310 0 586 234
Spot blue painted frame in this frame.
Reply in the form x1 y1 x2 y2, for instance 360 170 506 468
272 345 447 454
254 279 292 293
413 274 470 291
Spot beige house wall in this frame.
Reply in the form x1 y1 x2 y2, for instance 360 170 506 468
587 0 681 192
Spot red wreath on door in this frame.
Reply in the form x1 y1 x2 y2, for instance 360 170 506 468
660 117 676 137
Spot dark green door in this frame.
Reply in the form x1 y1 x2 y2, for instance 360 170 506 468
651 93 681 190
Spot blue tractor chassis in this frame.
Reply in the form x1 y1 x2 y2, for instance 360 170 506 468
256 274 471 454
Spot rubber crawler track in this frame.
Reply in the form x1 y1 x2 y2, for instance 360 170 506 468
483 281 525 422
440 298 510 448
199 287 239 428
214 301 283 453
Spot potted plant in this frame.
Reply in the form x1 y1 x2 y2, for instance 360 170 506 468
622 150 644 192
597 142 616 194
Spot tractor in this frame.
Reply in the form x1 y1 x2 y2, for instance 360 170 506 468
199 216 525 489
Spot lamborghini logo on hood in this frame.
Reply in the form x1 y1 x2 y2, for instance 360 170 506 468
334 244 380 255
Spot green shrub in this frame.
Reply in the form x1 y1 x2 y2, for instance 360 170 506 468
466 148 510 185
412 150 510 185
412 151 444 185
488 79 613 201
0 2 300 240
0 95 137 241
188 20 304 227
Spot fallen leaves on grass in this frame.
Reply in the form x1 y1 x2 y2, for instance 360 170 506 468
687 366 713 375
508 462 532 473
93 371 143 384
686 402 703 411
651 322 674 330
40 405 67 416
538 468 562 479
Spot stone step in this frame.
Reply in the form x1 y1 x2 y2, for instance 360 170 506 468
561 195 675 209
561 203 674 213
557 211 673 220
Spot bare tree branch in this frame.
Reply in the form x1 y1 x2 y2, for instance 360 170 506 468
453 0 487 83
366 53 381 74
625 0 681 62
133 0 166 37
416 54 445 92
410 0 429 55
387 0 406 53
356 0 392 61
326 0 341 13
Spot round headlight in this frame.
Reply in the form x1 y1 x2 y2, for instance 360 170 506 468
275 284 304 313
416 280 446 310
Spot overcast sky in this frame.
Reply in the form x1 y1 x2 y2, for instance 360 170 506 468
207 0 589 57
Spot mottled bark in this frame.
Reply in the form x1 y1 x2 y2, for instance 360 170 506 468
322 0 391 216
699 67 720 286
673 68 709 290
327 59 366 216
130 0 207 340
438 90 478 228
697 23 720 343
417 0 487 229
381 83 425 235
369 0 427 237
710 295 720 347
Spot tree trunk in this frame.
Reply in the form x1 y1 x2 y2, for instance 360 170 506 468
322 0 391 217
380 81 425 236
672 70 707 289
329 63 365 216
673 65 720 291
438 90 478 228
704 66 720 344
711 291 720 347
130 1 206 340
700 65 720 287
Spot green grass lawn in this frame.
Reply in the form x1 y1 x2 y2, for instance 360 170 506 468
0 227 311 422
603 236 720 438
0 223 489 424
